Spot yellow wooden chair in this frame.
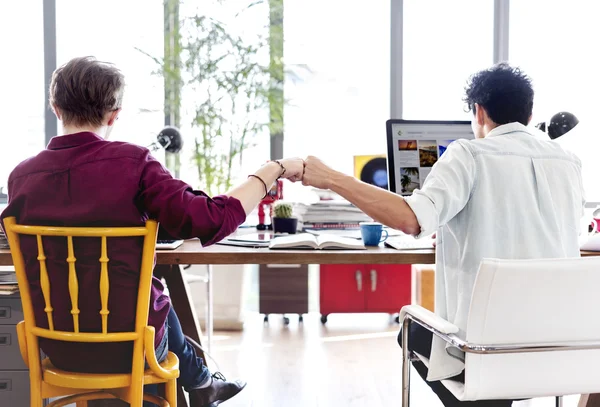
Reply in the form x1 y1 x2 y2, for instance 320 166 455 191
3 217 179 407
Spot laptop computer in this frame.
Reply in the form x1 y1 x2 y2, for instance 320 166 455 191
156 227 184 250
156 239 184 250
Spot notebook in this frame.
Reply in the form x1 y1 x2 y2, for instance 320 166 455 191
269 233 365 250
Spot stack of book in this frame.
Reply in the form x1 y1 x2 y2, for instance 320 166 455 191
0 271 18 296
300 200 372 230
0 220 17 295
0 227 8 249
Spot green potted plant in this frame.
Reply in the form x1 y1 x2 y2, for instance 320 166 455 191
272 202 298 234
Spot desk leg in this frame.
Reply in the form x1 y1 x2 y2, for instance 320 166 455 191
157 264 207 407
158 265 205 354
206 264 213 354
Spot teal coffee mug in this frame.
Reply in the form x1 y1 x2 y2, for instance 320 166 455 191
360 222 389 246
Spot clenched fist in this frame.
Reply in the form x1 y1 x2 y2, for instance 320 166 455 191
277 158 305 182
302 156 340 190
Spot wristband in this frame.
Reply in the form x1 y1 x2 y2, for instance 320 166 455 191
248 174 268 198
272 160 286 178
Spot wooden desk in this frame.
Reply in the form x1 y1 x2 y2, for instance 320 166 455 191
4 242 600 265
154 240 436 265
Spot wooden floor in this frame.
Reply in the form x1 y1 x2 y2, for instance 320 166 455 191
202 313 583 407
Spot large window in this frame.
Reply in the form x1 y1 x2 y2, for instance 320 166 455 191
283 0 390 178
510 1 600 201
56 0 164 150
402 0 494 121
0 1 45 190
510 1 600 125
176 0 270 191
12 1 600 200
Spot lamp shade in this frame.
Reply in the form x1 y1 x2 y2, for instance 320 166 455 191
156 126 184 153
547 112 579 140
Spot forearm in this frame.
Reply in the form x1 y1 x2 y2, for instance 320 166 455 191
329 172 421 235
227 162 282 214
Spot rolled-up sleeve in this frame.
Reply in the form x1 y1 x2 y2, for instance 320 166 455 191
403 140 477 238
137 152 246 245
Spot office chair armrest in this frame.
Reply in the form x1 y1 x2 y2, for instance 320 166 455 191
144 326 179 380
399 305 459 335
16 321 29 368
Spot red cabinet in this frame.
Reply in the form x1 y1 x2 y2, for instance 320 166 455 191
319 265 366 314
319 264 411 323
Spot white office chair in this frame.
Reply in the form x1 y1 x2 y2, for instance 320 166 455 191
400 257 600 407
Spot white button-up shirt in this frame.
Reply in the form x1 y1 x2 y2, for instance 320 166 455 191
405 122 584 381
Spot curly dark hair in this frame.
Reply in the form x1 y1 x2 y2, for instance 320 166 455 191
463 63 534 126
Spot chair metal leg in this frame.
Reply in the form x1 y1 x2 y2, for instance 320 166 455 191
402 317 411 407
556 396 563 407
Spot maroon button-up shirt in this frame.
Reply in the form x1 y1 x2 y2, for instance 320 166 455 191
1 132 245 373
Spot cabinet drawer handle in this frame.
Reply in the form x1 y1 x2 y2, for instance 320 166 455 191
0 379 11 391
0 307 9 319
355 270 363 291
266 264 301 269
0 334 10 346
370 269 377 292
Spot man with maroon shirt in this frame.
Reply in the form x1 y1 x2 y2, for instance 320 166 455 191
1 56 304 407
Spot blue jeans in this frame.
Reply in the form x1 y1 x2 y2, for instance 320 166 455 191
144 307 210 406
156 307 211 390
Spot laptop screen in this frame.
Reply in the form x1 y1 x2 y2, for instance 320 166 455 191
386 120 474 195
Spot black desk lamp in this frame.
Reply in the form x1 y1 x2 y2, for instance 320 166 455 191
148 126 184 241
536 112 579 140
148 126 184 153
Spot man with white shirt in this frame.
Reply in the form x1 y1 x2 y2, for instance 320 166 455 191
302 63 584 406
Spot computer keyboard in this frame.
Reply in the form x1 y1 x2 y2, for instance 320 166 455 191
385 237 434 250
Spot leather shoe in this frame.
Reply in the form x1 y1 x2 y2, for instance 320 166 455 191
188 372 246 407
184 335 246 406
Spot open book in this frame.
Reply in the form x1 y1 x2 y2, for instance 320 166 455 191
269 233 365 250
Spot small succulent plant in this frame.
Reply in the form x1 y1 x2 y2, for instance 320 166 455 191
273 202 293 218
